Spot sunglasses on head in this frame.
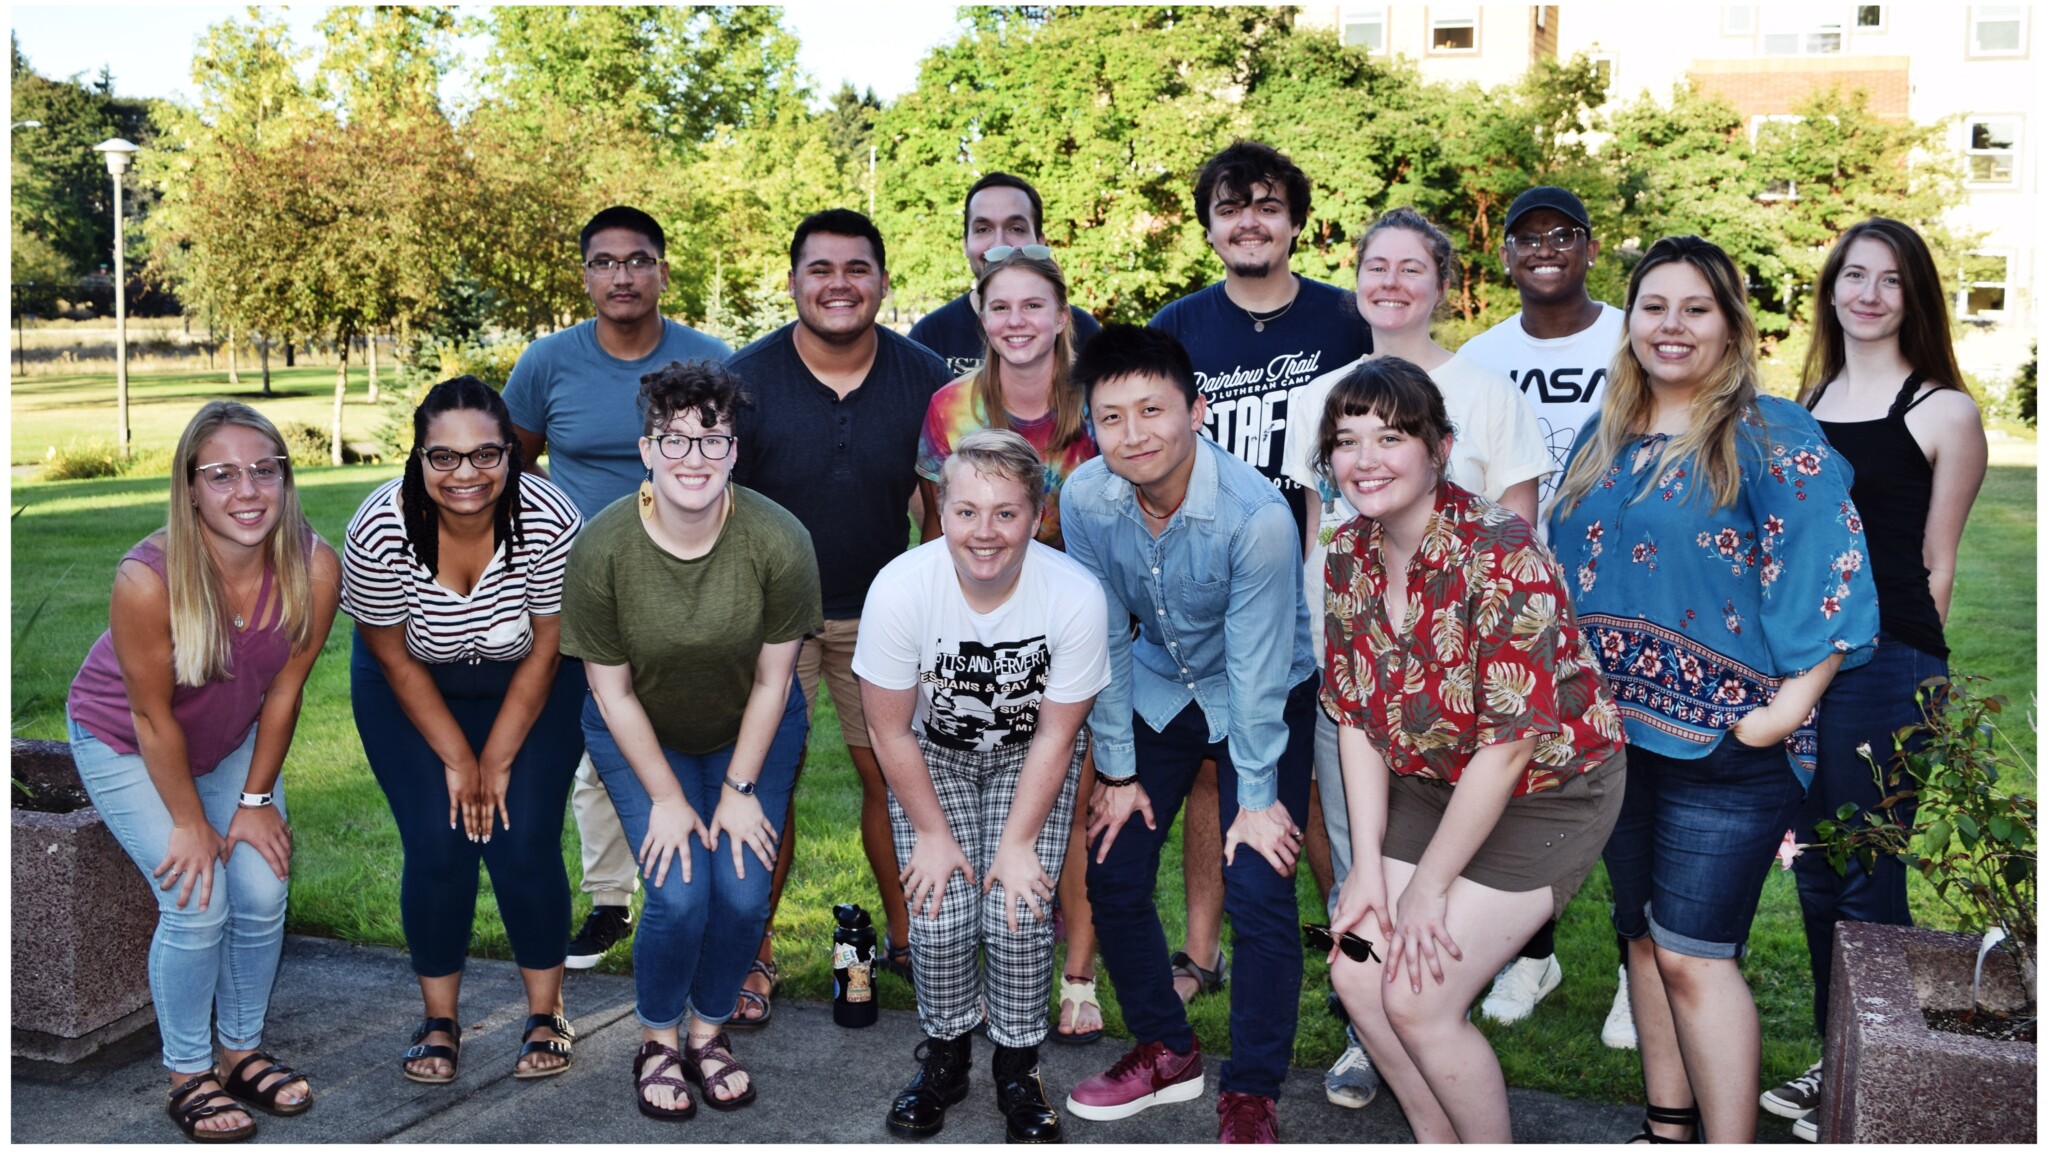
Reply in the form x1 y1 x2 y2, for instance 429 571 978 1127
1303 923 1380 964
984 243 1054 264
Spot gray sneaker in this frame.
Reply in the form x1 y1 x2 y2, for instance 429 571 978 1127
1323 1027 1379 1109
1761 1061 1823 1120
1791 1116 1818 1142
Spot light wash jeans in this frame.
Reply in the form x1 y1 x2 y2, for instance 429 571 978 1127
1312 706 1350 917
67 715 289 1074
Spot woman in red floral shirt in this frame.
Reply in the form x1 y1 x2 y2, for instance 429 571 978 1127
1314 357 1626 1142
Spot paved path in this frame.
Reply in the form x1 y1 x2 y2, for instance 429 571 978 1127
14 934 1668 1143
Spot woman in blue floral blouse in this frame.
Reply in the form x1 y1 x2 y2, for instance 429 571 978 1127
1549 236 1878 1144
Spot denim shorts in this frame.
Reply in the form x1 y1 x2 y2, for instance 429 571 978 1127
1605 732 1804 960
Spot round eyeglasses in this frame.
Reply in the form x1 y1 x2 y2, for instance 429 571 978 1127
646 432 735 461
1506 226 1587 253
420 444 507 471
193 457 288 493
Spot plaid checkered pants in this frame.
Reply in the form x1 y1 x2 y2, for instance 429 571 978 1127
888 730 1084 1048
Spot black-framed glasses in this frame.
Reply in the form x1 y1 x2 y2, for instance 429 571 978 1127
1505 226 1587 253
646 432 736 461
193 456 288 493
583 255 663 274
984 243 1054 264
420 444 507 471
1303 923 1380 964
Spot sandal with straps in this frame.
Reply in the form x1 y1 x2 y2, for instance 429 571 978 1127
166 1073 256 1143
634 1039 696 1122
219 1051 311 1116
1052 975 1104 1046
1171 948 1229 1002
682 1029 758 1111
727 959 778 1031
513 1012 575 1080
1626 1102 1702 1143
401 1016 461 1085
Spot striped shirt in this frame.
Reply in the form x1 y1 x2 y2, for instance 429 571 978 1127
341 475 582 664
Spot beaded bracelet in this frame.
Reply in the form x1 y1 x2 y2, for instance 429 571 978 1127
1093 770 1138 788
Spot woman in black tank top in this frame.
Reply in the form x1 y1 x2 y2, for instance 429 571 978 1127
1762 219 1988 1126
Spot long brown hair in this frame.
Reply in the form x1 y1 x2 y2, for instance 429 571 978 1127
1797 217 1967 404
971 253 1084 451
165 401 315 686
1555 235 1761 514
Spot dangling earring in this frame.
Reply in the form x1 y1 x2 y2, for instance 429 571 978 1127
638 467 656 521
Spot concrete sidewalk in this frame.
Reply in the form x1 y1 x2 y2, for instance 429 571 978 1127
14 934 1658 1143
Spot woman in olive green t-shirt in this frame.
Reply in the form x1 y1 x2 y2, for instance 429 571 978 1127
560 360 821 1121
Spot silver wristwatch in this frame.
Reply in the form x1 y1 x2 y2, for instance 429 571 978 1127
723 775 757 797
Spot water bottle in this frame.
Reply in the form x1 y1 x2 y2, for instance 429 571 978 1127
832 902 879 1027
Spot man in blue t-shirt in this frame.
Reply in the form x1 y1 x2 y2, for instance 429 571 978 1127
1147 140 1374 1111
729 209 953 1023
907 172 1102 378
504 205 732 972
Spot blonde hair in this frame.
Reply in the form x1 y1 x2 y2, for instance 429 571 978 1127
165 401 316 686
1555 236 1760 514
938 428 1048 518
971 254 1084 451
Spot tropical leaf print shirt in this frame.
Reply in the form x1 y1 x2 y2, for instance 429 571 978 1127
1323 482 1624 797
1547 395 1878 784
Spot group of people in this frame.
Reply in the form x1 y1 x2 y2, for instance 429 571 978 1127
65 135 1987 1145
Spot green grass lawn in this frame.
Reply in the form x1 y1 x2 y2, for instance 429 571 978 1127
10 455 2036 1107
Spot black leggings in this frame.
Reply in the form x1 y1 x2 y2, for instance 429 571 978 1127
352 633 585 977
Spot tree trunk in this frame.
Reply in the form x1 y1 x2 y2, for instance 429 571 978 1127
331 333 349 466
366 330 379 405
285 333 296 368
227 323 240 387
259 334 272 395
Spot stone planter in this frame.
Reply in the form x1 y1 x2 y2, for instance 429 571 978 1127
1818 920 2036 1142
11 738 159 1062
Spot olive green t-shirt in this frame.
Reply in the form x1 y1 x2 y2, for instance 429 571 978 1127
560 485 823 754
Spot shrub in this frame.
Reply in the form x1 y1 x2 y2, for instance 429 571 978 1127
277 421 333 467
39 440 125 481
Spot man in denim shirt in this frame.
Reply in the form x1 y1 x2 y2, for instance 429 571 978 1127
1059 325 1318 1143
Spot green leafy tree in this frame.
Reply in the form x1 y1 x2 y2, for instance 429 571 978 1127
10 35 154 281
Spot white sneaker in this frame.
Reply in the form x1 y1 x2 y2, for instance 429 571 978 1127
1601 965 1638 1050
1479 954 1562 1024
1791 1116 1818 1141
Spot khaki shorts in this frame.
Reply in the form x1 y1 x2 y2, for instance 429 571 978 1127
796 616 869 748
1379 751 1626 919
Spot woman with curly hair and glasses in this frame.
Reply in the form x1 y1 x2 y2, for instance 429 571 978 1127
562 359 821 1120
343 376 588 1086
1549 236 1879 1143
66 400 339 1142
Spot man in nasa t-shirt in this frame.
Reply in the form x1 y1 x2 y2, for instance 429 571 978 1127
1457 186 1623 510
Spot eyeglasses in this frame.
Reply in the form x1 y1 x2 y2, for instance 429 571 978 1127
583 255 663 275
420 444 507 471
193 457 288 494
1506 226 1587 253
984 244 1054 264
646 432 736 461
1303 923 1380 964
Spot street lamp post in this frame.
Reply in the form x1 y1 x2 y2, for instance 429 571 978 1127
95 138 139 458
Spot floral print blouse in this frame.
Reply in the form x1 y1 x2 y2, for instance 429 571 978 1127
1323 482 1625 797
1547 395 1879 784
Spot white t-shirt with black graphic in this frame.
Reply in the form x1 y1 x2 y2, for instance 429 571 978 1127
1455 302 1625 506
853 539 1112 754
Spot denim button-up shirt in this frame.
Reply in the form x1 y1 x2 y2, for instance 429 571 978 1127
1062 437 1317 811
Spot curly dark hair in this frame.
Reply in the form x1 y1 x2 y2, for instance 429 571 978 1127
401 375 525 577
639 359 753 439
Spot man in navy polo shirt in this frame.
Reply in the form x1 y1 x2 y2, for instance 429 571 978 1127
729 209 953 1017
908 171 1102 378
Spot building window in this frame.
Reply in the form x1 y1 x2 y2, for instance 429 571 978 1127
1723 6 1756 36
1342 4 1387 52
1964 117 2020 185
1589 52 1616 91
1958 252 2010 318
1429 4 1478 53
1760 9 1846 55
1856 6 1885 30
1970 5 2029 55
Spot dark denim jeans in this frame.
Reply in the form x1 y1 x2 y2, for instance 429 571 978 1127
1793 634 1945 1032
1085 674 1317 1099
1606 732 1805 960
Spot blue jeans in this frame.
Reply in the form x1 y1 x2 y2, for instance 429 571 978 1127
351 634 587 976
67 715 289 1074
582 683 807 1030
1086 674 1317 1099
1605 733 1804 960
1793 634 1944 1032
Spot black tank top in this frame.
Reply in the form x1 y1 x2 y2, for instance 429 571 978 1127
1809 372 1947 658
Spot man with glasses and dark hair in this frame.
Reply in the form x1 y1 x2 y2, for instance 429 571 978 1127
726 208 954 1024
1455 186 1634 1048
504 204 732 971
907 172 1102 377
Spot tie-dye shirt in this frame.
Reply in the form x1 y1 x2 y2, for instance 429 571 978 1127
915 376 1098 550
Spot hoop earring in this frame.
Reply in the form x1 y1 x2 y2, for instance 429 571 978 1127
638 468 656 521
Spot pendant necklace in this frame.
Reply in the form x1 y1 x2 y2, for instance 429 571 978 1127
1241 283 1300 333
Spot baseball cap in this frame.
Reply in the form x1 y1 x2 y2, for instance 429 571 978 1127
1503 187 1591 234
